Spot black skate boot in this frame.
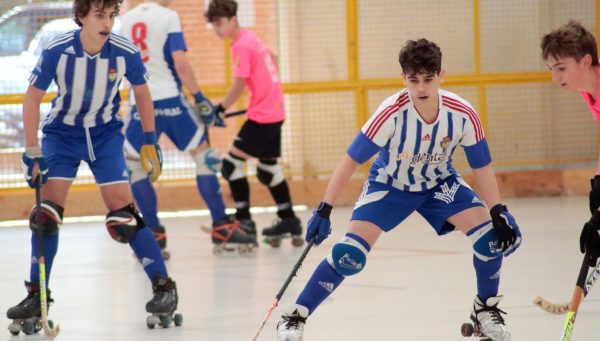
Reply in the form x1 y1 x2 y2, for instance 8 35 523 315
6 281 54 336
211 217 257 255
276 305 308 341
151 225 170 260
146 276 183 329
262 217 304 248
461 295 510 341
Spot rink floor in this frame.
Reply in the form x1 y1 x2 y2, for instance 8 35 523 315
1 196 600 341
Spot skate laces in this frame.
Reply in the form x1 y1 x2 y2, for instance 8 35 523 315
281 312 306 329
477 304 507 325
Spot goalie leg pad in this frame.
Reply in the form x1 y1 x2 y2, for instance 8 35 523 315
194 147 222 175
105 204 144 243
327 233 371 276
256 158 284 187
221 153 246 181
125 158 148 183
468 221 502 261
29 200 64 235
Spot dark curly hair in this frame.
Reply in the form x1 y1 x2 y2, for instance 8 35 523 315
398 39 442 76
541 20 598 66
204 0 238 23
73 0 123 27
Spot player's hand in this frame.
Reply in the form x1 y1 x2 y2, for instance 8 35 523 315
580 212 600 266
589 175 600 214
211 104 226 128
193 91 215 125
306 201 333 245
21 146 48 188
490 204 522 256
140 132 163 182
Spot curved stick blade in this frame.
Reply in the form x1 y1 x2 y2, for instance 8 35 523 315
532 296 571 314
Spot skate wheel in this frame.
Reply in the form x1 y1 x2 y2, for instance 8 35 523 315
147 315 160 329
9 329 19 336
160 315 172 328
34 321 42 333
48 320 54 329
213 246 224 256
22 322 35 335
162 250 171 260
174 313 183 327
8 322 21 335
461 322 474 337
237 245 252 255
291 237 304 247
268 238 281 248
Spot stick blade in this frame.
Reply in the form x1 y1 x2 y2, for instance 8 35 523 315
532 296 571 314
43 322 60 340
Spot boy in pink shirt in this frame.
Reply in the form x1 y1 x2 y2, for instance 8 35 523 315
542 21 600 265
204 0 304 248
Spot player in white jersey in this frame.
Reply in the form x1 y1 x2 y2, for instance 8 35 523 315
275 39 522 341
121 0 255 257
7 0 180 334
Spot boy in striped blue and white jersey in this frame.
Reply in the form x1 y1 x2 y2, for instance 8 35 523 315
10 0 180 326
276 39 522 341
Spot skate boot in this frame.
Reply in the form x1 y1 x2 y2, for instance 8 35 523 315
276 305 308 341
6 281 54 336
211 217 257 255
152 225 170 260
146 276 183 329
262 217 304 248
461 295 510 341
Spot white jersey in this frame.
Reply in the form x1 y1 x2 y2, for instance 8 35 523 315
352 89 489 192
120 2 187 103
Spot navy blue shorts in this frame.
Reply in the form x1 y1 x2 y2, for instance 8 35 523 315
41 120 128 186
124 94 207 156
351 175 485 235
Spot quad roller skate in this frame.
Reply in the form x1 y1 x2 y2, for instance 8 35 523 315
262 217 304 248
146 276 183 329
211 217 257 255
461 295 510 341
152 225 171 260
6 281 54 336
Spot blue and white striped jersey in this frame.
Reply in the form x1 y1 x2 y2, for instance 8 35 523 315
347 89 492 192
29 29 149 128
120 2 187 103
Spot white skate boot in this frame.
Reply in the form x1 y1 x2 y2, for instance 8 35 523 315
469 295 510 341
276 305 308 341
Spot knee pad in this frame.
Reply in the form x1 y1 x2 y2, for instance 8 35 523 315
256 158 284 187
105 204 143 243
221 153 246 181
193 147 222 175
125 158 148 183
469 221 502 261
29 200 64 235
327 233 371 276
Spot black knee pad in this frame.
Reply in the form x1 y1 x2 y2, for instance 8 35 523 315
29 200 64 235
105 204 143 243
257 158 284 187
222 153 246 181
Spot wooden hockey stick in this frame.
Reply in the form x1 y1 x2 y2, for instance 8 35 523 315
34 178 60 339
250 239 315 341
533 257 600 314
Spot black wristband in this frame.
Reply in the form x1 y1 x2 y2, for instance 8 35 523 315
590 210 600 225
592 175 600 189
316 201 333 219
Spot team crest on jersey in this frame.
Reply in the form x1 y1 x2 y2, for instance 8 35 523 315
440 136 451 149
108 68 117 82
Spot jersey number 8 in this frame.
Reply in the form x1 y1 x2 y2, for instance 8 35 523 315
132 22 149 63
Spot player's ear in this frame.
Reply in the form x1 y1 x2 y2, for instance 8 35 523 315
400 72 406 85
581 54 593 68
438 69 445 83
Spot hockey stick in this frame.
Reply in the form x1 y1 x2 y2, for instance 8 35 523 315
34 177 60 339
533 257 600 314
250 239 315 341
225 109 246 118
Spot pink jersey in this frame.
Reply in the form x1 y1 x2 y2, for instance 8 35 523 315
231 29 285 123
580 67 600 120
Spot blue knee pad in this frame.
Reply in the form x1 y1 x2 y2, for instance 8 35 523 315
327 233 371 276
468 221 502 262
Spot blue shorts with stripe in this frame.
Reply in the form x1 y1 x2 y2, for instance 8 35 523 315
41 120 129 186
351 174 485 235
124 94 207 155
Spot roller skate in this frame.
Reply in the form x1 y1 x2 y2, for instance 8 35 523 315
6 281 54 336
152 225 171 260
262 217 304 248
461 295 510 341
146 276 183 329
211 217 257 255
276 305 308 341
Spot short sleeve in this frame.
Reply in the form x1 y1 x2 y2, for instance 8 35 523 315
29 49 58 91
166 12 186 52
125 51 149 85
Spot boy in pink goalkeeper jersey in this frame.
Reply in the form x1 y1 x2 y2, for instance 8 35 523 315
204 0 304 248
542 21 600 266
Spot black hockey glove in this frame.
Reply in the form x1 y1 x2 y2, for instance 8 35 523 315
490 204 521 253
580 211 600 266
589 175 600 214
